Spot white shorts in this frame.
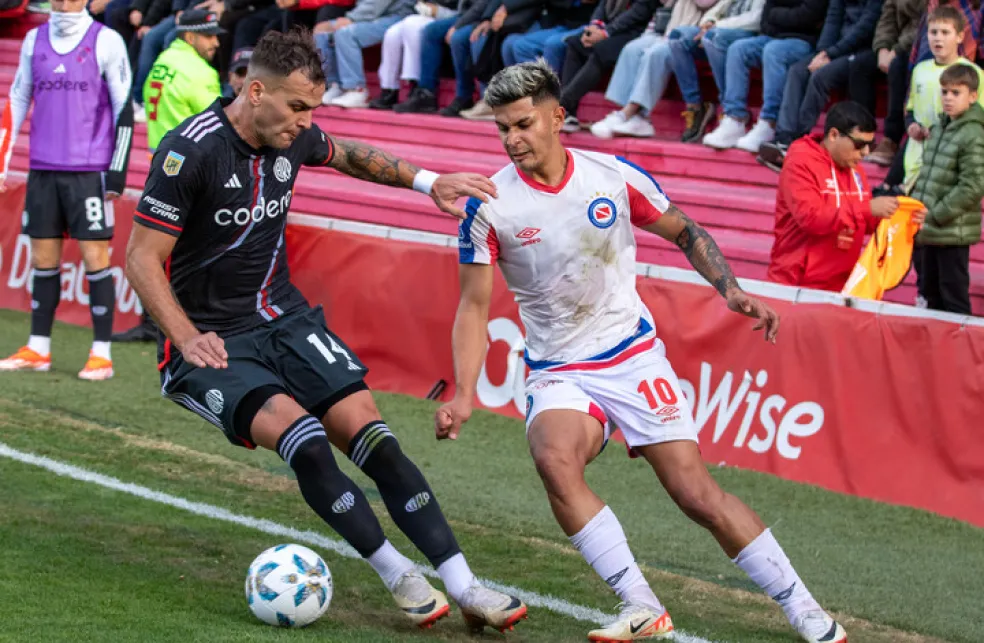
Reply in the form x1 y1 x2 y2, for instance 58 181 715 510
524 337 698 453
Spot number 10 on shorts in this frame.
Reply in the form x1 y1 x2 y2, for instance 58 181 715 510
637 378 680 419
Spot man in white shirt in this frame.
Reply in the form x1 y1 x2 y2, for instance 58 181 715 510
436 60 846 643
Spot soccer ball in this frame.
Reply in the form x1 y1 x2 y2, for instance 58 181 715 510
245 544 333 627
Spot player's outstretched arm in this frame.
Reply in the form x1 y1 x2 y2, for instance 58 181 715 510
125 225 228 369
327 137 497 219
435 263 495 440
641 205 780 342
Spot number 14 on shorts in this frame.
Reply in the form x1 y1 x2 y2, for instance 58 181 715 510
637 378 682 423
306 332 361 371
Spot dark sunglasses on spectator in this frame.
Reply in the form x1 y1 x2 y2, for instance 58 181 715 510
842 133 873 150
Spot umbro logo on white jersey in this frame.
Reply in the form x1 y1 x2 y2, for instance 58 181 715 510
53 63 66 74
224 174 242 188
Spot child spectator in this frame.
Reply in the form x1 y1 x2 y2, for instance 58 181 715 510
901 6 983 191
909 63 984 313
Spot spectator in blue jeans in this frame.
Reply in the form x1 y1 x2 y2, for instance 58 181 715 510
667 0 764 142
756 0 882 171
315 0 416 107
589 0 706 139
702 0 829 153
500 0 597 73
393 0 491 114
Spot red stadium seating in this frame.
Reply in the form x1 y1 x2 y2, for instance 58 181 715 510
0 30 980 314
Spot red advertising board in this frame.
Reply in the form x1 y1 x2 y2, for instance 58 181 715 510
2 183 982 527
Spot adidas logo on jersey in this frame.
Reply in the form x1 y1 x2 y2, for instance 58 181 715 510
224 174 242 188
53 63 66 74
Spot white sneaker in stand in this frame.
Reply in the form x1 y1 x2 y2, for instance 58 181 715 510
703 115 748 149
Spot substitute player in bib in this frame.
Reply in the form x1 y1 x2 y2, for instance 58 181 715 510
0 0 134 379
436 60 846 643
125 29 526 635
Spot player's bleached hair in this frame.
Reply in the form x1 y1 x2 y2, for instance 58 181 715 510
484 59 561 108
248 27 326 86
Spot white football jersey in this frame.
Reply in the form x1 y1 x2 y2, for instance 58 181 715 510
459 148 672 368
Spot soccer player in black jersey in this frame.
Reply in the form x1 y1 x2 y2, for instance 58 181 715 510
125 28 527 633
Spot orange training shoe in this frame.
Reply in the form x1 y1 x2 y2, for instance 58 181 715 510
78 352 114 380
0 346 51 372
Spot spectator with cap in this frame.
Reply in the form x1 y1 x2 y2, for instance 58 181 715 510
114 8 223 344
226 46 252 96
143 8 223 151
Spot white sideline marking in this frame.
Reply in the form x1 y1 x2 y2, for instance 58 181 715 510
0 442 717 643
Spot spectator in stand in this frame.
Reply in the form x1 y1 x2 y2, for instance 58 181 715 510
900 7 983 192
766 102 907 291
589 0 708 140
909 63 984 313
456 0 545 119
392 0 489 114
851 0 926 166
226 46 252 96
559 0 659 131
315 0 415 107
143 10 223 151
368 0 459 109
756 0 882 171
702 0 829 153
279 0 355 31
910 0 981 63
231 3 284 52
500 0 598 74
128 0 180 122
665 0 765 142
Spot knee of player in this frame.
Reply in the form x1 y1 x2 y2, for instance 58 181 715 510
671 481 728 527
79 241 111 271
530 444 584 487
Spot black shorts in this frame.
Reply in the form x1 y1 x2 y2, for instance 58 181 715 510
24 170 115 240
160 305 368 448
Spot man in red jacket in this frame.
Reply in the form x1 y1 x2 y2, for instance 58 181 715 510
767 101 901 291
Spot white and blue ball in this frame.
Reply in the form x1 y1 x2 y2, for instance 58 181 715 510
245 544 333 627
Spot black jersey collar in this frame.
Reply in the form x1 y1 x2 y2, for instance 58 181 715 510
211 97 269 157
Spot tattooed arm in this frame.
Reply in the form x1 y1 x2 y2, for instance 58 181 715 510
326 136 498 219
640 205 780 342
328 136 422 188
640 205 741 297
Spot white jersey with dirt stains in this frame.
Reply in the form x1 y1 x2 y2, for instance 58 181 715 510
458 148 671 369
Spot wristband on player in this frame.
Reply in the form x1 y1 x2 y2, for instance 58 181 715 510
413 169 439 195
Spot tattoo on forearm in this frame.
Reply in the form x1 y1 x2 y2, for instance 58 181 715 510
330 138 421 189
669 206 740 297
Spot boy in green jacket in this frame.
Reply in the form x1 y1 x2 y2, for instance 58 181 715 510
910 63 984 314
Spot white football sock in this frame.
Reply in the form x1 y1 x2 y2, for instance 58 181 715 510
570 506 663 613
27 335 51 357
91 341 112 360
437 552 477 603
733 528 820 622
367 540 415 591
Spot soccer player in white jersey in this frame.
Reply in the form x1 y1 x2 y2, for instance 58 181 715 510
435 60 847 643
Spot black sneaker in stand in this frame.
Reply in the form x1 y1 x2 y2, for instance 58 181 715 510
681 102 715 143
369 88 401 110
756 142 789 173
439 96 474 117
393 88 438 114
